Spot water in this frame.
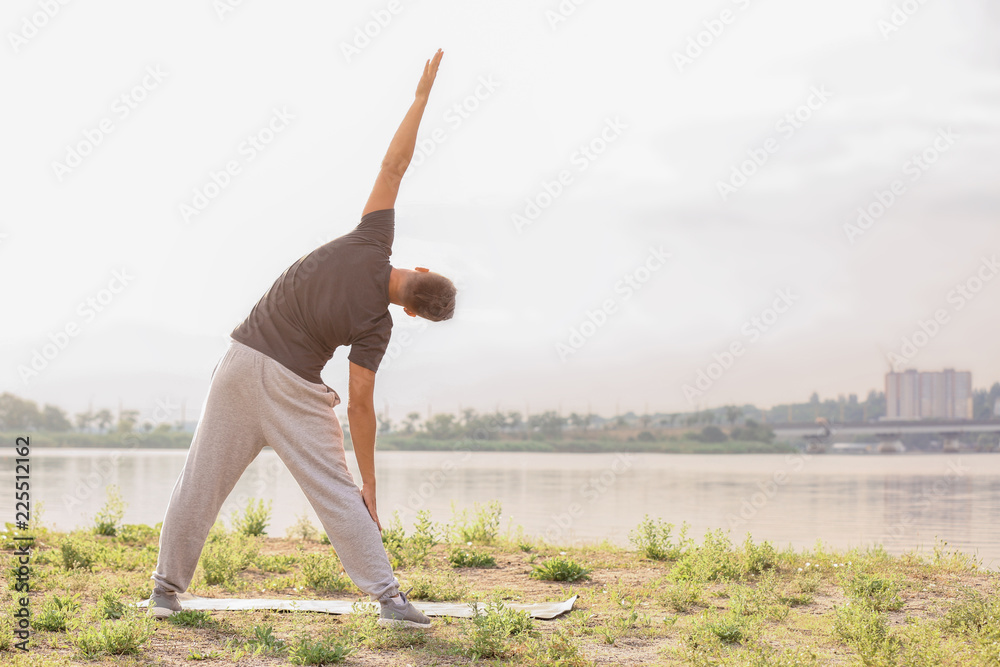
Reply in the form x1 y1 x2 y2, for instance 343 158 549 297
2 448 998 569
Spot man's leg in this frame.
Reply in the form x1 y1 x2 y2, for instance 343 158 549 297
151 341 267 596
255 353 400 603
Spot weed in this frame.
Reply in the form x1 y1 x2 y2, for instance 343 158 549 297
74 610 154 658
60 535 98 570
290 633 352 664
843 571 904 612
33 593 81 631
199 530 259 587
463 598 533 660
97 589 127 620
232 498 272 537
286 511 320 541
93 485 127 537
254 553 298 573
300 552 352 593
834 602 900 664
404 568 470 601
168 609 215 628
449 500 502 545
629 515 689 561
449 547 496 568
661 579 704 612
530 557 591 582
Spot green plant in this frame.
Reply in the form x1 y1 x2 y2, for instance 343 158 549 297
300 552 352 592
382 509 439 568
449 547 496 568
116 523 159 545
97 590 127 620
93 485 127 536
596 608 640 645
34 593 81 631
254 553 298 573
834 602 900 664
530 557 590 582
289 634 352 664
405 568 470 601
232 498 272 537
519 628 591 666
74 611 154 659
187 649 222 660
844 571 904 612
168 609 215 628
285 511 320 541
629 515 689 561
661 580 704 612
740 533 779 576
463 598 533 660
450 500 502 545
199 531 259 587
60 535 98 570
669 529 741 583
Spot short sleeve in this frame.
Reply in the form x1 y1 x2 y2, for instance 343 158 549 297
347 316 392 372
353 208 394 250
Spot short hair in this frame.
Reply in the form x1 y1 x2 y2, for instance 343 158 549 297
405 271 457 321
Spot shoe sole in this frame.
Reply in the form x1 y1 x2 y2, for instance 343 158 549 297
377 617 432 629
150 605 179 619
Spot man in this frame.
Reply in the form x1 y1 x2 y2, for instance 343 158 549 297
149 49 454 629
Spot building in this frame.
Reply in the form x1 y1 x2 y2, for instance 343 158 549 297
885 369 973 420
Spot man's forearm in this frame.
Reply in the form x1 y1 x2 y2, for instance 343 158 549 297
348 404 378 485
381 96 429 175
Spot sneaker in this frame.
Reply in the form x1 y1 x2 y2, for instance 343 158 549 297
148 587 182 619
377 588 431 628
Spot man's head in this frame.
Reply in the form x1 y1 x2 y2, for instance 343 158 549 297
398 267 456 321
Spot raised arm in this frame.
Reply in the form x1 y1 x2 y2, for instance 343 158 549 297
362 48 444 218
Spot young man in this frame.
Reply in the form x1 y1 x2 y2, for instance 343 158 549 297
149 49 454 629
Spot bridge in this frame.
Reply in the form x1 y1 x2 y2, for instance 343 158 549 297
771 419 1000 453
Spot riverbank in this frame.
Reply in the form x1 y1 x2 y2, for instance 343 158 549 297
3 501 998 665
1 431 799 454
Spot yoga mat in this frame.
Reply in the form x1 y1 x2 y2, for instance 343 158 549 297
141 593 578 620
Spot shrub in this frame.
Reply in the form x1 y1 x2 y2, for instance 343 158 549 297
449 500 502 545
669 529 741 583
285 511 320 541
168 609 215 628
834 603 900 664
199 531 259 587
463 599 532 660
629 515 689 561
740 534 779 576
75 611 154 659
301 553 352 593
61 535 99 570
530 557 590 582
404 569 469 601
34 593 81 631
290 634 352 664
97 590 127 620
843 572 904 612
232 498 272 537
93 485 128 536
698 426 727 443
449 547 496 568
382 509 439 568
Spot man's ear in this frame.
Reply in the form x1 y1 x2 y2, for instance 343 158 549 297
415 266 430 273
403 306 417 317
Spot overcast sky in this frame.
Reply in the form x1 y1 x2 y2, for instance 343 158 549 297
2 0 999 424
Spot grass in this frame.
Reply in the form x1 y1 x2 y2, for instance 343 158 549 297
8 500 1000 666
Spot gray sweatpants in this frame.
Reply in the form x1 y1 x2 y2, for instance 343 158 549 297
151 339 399 602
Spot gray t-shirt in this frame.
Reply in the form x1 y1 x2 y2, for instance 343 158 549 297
231 209 394 383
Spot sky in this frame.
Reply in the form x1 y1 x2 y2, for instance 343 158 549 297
2 0 999 425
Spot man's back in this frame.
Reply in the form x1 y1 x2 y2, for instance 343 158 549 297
231 208 395 385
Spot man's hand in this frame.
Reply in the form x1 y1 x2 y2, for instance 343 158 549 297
415 48 443 101
360 483 382 532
